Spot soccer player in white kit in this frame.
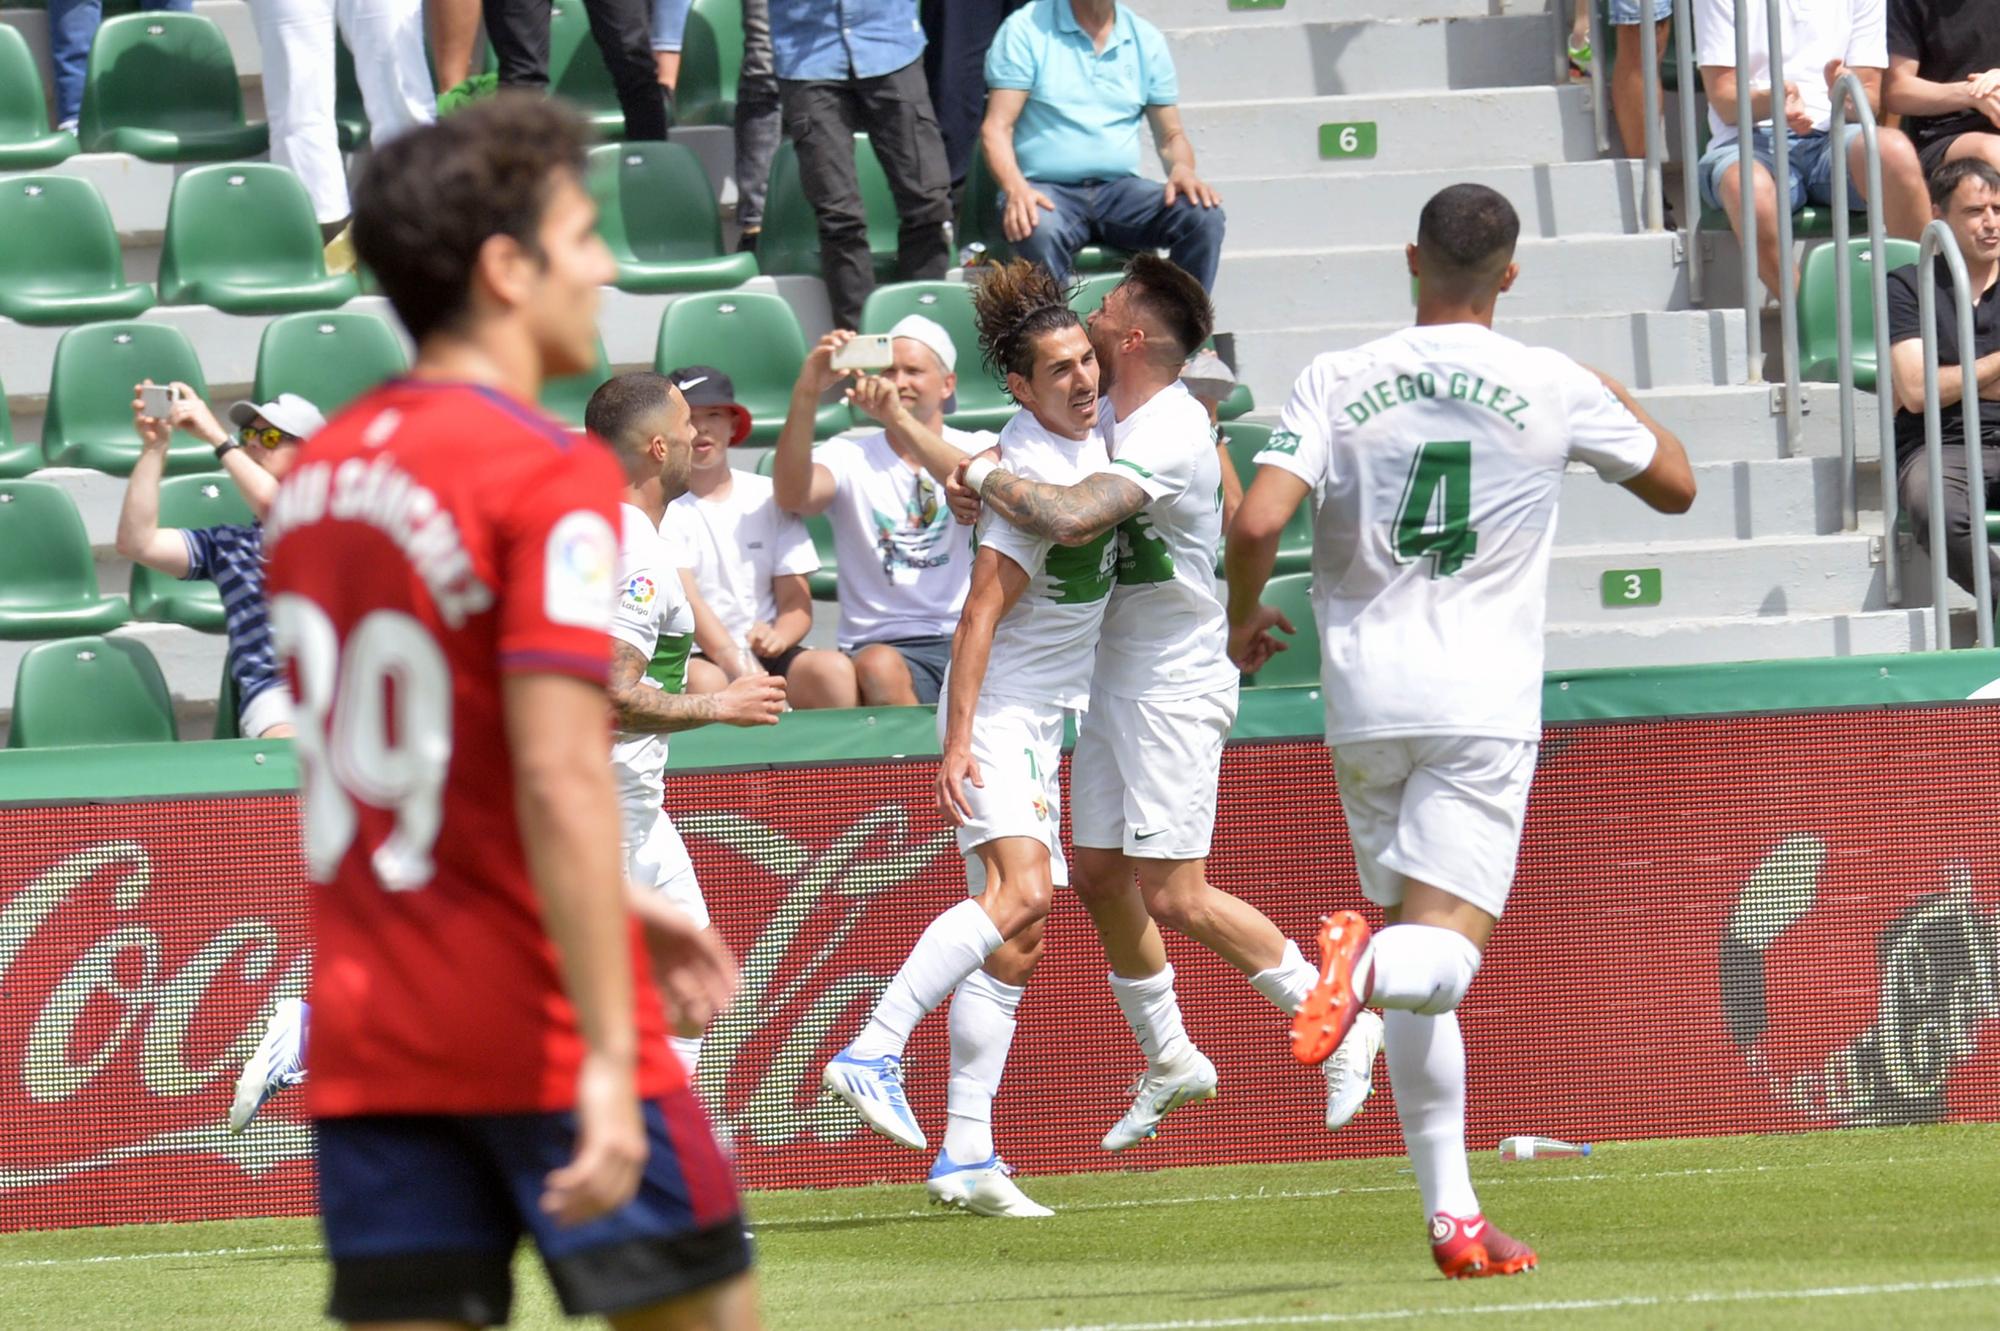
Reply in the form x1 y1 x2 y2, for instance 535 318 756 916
586 373 789 1075
824 262 1132 1217
1225 185 1696 1278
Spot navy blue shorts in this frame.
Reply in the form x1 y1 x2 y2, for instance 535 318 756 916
317 1088 750 1325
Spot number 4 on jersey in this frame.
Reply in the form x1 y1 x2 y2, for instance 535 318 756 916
1394 440 1478 578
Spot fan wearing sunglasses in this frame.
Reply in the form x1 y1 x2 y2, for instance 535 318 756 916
118 385 326 740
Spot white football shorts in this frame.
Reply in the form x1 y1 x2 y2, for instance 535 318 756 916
623 805 708 930
1071 685 1237 859
939 692 1069 892
1331 735 1539 920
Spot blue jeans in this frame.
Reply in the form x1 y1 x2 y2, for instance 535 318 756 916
46 0 192 127
1006 174 1228 292
1698 124 1867 212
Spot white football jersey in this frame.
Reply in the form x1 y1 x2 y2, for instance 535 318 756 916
974 408 1118 711
1258 323 1657 744
609 504 698 834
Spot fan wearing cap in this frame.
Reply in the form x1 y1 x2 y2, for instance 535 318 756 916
663 365 853 707
769 317 991 707
118 384 325 739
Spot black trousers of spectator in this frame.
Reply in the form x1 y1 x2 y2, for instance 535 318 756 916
779 59 952 331
920 0 1025 187
485 0 668 140
1899 437 2000 599
734 0 783 234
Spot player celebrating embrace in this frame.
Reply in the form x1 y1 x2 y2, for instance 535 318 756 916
266 97 759 1327
1226 184 1694 1279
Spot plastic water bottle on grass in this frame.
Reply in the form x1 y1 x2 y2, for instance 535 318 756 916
1497 1135 1591 1161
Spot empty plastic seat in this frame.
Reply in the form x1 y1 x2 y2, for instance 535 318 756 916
542 337 612 428
0 176 156 325
1242 572 1319 687
0 481 131 640
213 657 241 739
588 142 759 293
1215 422 1313 576
957 142 1133 273
41 322 218 475
79 12 270 161
0 26 77 170
127 473 255 630
335 40 368 151
675 0 743 127
0 368 37 479
1797 237 1921 390
254 311 409 412
757 135 900 283
157 164 360 314
655 292 845 444
805 510 837 601
549 0 625 136
857 280 1014 433
7 636 175 748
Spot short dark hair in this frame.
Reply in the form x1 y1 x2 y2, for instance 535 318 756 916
1928 156 2000 210
1117 254 1214 364
585 372 681 484
972 259 1084 381
351 93 593 344
1416 183 1521 298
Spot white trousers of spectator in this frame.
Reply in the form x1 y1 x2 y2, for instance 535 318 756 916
251 0 435 225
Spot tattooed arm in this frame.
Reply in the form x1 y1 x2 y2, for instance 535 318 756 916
608 640 786 733
976 469 1149 547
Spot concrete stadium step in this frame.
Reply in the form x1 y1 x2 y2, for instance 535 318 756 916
1206 160 1647 249
1556 456 1843 546
1542 607 1947 669
1168 13 1557 102
1215 232 1686 331
1181 85 1595 177
1633 383 1885 464
1548 531 1885 621
0 622 228 738
1233 309 1749 401
1144 0 1494 28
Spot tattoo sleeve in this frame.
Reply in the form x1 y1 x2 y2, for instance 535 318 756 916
608 640 722 733
979 471 1149 546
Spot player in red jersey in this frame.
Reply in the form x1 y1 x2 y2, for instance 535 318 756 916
263 95 760 1330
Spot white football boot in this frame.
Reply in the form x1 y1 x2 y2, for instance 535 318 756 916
926 1152 1054 1218
228 998 309 1133
1323 1009 1385 1130
1100 1047 1219 1151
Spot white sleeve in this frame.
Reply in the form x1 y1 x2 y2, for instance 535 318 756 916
1847 0 1887 67
1093 411 1198 503
1560 361 1659 484
1256 359 1337 492
1693 0 1734 67
609 542 661 656
771 506 822 576
976 507 1051 580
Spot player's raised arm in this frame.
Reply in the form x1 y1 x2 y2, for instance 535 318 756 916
937 545 1031 825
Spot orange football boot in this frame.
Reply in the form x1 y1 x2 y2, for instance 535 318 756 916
1429 1213 1539 1279
1290 910 1372 1065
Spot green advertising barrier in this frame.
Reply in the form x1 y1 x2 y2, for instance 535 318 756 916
3 651 1999 803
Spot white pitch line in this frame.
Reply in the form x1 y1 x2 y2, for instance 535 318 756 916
1014 1275 2000 1331
0 1242 321 1270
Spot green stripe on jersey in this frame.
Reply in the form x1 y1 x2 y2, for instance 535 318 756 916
647 632 694 694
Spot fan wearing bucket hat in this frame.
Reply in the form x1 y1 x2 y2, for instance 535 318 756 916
119 384 326 741
769 317 991 707
663 365 853 707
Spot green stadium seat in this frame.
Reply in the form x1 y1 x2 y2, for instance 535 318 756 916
1219 421 1271 485
1216 379 1255 422
957 142 1133 273
41 322 218 475
254 311 409 412
675 0 742 126
758 135 900 283
335 40 368 152
1797 237 1921 390
1242 572 1318 687
805 511 837 601
0 176 156 326
1215 422 1313 577
587 142 759 293
7 636 174 747
857 281 1014 434
156 164 360 314
549 0 625 136
0 368 37 479
0 26 77 170
0 480 131 640
655 292 846 444
79 12 270 161
542 336 611 427
127 473 255 630
213 656 241 739
1069 272 1122 317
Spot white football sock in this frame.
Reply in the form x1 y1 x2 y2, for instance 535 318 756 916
1383 1008 1479 1219
1108 964 1194 1067
848 900 1004 1060
943 969 1025 1163
1249 939 1318 1014
671 1035 702 1077
1363 924 1481 1015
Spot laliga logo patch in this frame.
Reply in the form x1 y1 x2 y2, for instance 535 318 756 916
621 573 658 611
544 510 616 629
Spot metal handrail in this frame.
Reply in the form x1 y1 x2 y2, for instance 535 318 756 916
1638 2 1663 230
1760 0 1802 452
1586 0 1610 157
1825 73 1894 589
1674 0 1702 302
1918 220 1993 648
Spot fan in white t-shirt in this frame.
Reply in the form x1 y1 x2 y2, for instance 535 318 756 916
660 364 853 709
770 316 989 706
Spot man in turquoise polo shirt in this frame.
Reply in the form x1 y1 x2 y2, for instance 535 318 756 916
981 0 1226 290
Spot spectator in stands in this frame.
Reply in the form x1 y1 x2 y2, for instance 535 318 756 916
428 0 483 93
663 365 852 707
734 0 783 254
249 0 435 260
1610 1 1675 170
921 0 1028 189
117 385 323 739
43 0 190 134
486 0 668 139
1885 0 2000 181
768 0 954 330
1887 158 2000 599
770 320 982 706
982 0 1226 291
1695 0 1929 300
653 0 691 105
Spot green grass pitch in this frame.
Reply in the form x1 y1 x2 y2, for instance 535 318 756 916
3 1126 1996 1329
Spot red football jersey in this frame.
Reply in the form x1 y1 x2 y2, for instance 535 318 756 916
264 379 683 1117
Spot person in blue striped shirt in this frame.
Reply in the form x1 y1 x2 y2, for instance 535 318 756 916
118 385 324 740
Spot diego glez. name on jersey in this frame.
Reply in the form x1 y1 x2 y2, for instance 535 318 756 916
1343 370 1532 433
